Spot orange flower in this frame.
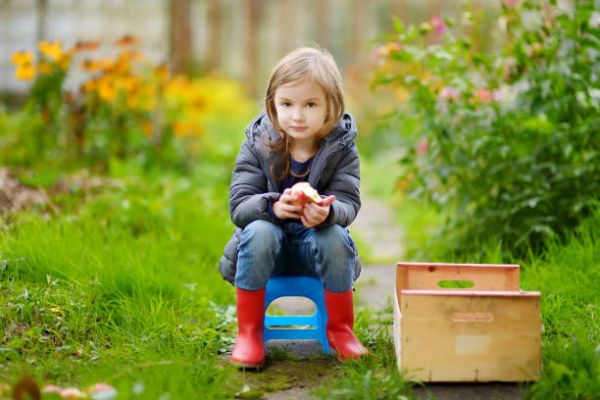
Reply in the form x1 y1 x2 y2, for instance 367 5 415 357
81 79 97 93
15 63 36 80
71 40 100 53
11 50 33 66
140 121 153 136
116 34 140 47
82 58 114 72
173 121 203 137
119 50 143 62
107 58 130 75
38 40 63 61
155 63 169 80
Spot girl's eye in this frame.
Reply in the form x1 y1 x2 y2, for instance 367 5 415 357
280 102 291 107
307 102 317 108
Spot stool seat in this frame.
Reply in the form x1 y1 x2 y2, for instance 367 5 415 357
264 276 330 354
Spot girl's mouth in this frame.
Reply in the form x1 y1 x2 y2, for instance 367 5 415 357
290 126 308 132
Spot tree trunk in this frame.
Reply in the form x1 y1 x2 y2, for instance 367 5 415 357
169 0 192 74
350 0 369 59
278 0 295 56
206 0 222 71
244 0 261 97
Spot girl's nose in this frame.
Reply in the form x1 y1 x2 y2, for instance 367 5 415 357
292 107 304 121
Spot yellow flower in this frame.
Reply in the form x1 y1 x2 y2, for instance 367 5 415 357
38 40 63 61
127 96 139 109
11 50 33 66
154 64 169 81
38 61 53 75
15 63 36 81
119 75 139 93
57 53 71 70
97 77 117 102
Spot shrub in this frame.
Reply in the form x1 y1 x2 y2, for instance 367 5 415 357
4 37 254 172
372 0 600 256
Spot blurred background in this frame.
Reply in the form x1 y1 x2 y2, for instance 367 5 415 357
1 0 501 99
1 2 599 398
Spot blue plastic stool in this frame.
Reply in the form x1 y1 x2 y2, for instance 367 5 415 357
264 276 330 354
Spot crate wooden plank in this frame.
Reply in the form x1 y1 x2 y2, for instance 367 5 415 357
396 262 521 303
396 292 541 382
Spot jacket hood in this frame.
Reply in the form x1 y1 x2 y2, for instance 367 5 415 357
245 111 358 149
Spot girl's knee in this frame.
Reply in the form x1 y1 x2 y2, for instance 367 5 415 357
313 225 355 257
240 220 283 248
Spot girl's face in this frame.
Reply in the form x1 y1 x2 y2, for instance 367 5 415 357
274 80 327 147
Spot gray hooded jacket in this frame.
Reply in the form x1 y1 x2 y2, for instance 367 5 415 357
219 111 361 284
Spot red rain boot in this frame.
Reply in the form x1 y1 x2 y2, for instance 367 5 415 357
230 287 266 368
324 289 369 361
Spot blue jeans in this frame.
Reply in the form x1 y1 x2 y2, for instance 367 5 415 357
234 220 360 293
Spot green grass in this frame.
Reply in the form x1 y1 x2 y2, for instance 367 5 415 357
0 169 240 398
1 150 598 399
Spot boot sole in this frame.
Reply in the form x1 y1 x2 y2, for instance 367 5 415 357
231 360 264 371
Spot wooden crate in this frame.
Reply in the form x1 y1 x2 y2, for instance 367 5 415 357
393 262 541 382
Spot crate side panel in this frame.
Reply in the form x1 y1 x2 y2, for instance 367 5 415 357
400 294 541 382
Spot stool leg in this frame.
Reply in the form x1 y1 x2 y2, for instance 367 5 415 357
324 289 369 361
231 287 265 368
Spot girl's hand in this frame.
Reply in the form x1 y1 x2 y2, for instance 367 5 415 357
300 195 335 228
272 188 303 220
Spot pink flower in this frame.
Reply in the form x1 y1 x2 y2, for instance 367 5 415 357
42 385 63 394
417 138 429 156
59 387 87 398
475 88 493 102
431 17 447 35
502 0 520 7
492 89 504 101
89 382 118 399
439 87 460 102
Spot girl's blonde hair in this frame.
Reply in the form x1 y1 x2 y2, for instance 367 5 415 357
265 46 345 181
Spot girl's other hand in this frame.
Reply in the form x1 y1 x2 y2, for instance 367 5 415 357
272 188 303 220
300 195 335 228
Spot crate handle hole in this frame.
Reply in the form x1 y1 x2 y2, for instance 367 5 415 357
438 280 474 289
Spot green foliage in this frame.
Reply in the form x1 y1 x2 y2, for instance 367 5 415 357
373 0 600 256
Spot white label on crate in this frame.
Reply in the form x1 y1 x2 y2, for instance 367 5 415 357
455 335 491 355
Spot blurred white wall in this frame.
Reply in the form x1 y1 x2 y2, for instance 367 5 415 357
0 0 501 96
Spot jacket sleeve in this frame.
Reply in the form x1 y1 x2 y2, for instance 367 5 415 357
320 142 361 228
229 139 281 228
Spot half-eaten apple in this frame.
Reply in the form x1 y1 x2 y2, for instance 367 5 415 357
290 182 320 207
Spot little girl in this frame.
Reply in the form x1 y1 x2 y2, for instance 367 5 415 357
220 46 368 368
